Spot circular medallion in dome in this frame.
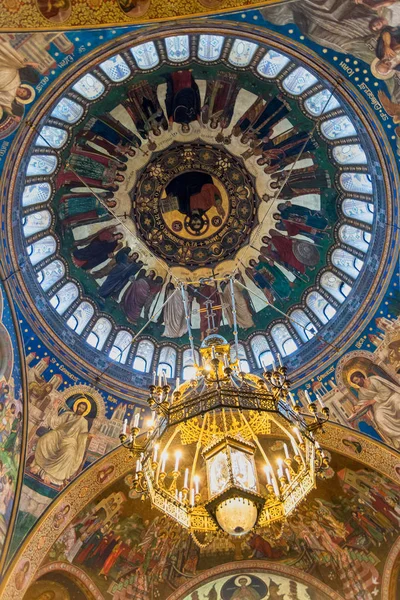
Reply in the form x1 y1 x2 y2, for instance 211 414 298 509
132 143 258 267
2 22 395 393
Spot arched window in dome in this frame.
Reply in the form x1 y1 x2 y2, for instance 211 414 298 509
109 330 133 364
37 259 65 292
87 317 112 350
157 346 177 379
306 291 336 324
22 183 52 207
72 74 105 100
333 144 367 165
228 39 258 67
50 282 78 315
282 67 318 95
320 272 352 303
320 116 357 140
36 126 68 149
250 335 273 369
230 343 250 373
340 173 373 195
342 199 374 224
331 248 364 279
26 155 57 176
67 301 94 335
99 54 131 82
51 97 84 123
130 42 159 69
133 340 155 373
271 324 298 357
182 348 200 380
197 35 224 61
22 210 52 238
257 49 290 78
165 35 190 62
339 224 371 253
290 309 318 342
27 235 57 266
304 89 340 116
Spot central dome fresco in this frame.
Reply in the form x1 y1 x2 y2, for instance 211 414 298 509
6 23 391 390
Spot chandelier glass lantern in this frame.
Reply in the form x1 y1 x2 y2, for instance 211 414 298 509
120 324 330 543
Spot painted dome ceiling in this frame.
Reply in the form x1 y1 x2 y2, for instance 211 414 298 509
6 23 393 390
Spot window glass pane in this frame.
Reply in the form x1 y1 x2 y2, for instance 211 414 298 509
67 301 94 334
133 356 146 372
72 74 105 100
198 35 224 61
22 182 52 207
320 116 357 140
282 67 318 95
131 42 159 69
22 210 52 237
304 89 340 116
134 340 155 373
340 173 373 195
157 363 173 379
257 49 290 78
51 97 84 123
250 335 271 368
26 155 57 176
290 309 317 342
331 248 364 279
339 224 370 252
36 126 68 149
157 346 177 378
320 271 351 303
109 330 132 364
27 235 56 266
342 199 374 224
37 259 65 292
333 144 367 165
271 323 297 356
183 365 197 380
165 35 190 62
86 317 112 350
228 39 258 67
306 291 336 324
99 54 131 82
50 282 78 315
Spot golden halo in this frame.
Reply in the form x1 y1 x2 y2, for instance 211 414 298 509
15 84 36 105
346 367 368 389
234 575 252 587
72 396 91 417
370 58 395 81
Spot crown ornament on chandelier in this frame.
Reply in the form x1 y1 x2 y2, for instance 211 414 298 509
120 278 330 544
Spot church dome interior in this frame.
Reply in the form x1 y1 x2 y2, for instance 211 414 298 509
0 2 399 600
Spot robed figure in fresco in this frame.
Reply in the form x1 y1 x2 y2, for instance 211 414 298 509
269 166 330 200
161 282 188 338
254 130 318 174
56 146 126 190
77 113 141 160
30 398 92 486
201 72 240 129
232 94 290 143
72 228 124 271
58 193 116 229
123 81 168 138
273 201 330 240
220 276 255 330
165 71 201 132
97 249 143 300
0 42 38 120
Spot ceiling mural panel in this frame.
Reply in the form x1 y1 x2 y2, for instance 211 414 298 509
0 2 399 597
2 441 400 600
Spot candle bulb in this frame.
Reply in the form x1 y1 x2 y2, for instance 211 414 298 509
161 452 167 473
122 418 127 435
163 370 167 386
289 392 296 407
211 346 216 359
184 467 189 489
277 353 283 367
271 356 276 371
153 444 159 463
176 377 180 390
224 354 229 368
174 450 181 472
272 477 279 496
277 458 284 478
285 468 292 483
178 491 183 503
152 371 156 386
283 443 290 460
265 465 272 486
136 459 140 472
190 488 195 506
305 390 313 404
315 441 320 450
293 427 303 444
291 438 299 455
158 372 162 387
316 392 324 408
133 412 140 429
194 475 200 495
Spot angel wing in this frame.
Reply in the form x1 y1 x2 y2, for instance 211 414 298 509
378 91 400 123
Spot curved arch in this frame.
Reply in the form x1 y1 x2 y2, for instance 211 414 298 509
28 562 105 599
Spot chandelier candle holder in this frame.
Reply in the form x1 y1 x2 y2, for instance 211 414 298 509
120 333 330 542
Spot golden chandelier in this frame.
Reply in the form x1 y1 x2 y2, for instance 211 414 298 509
120 330 330 542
